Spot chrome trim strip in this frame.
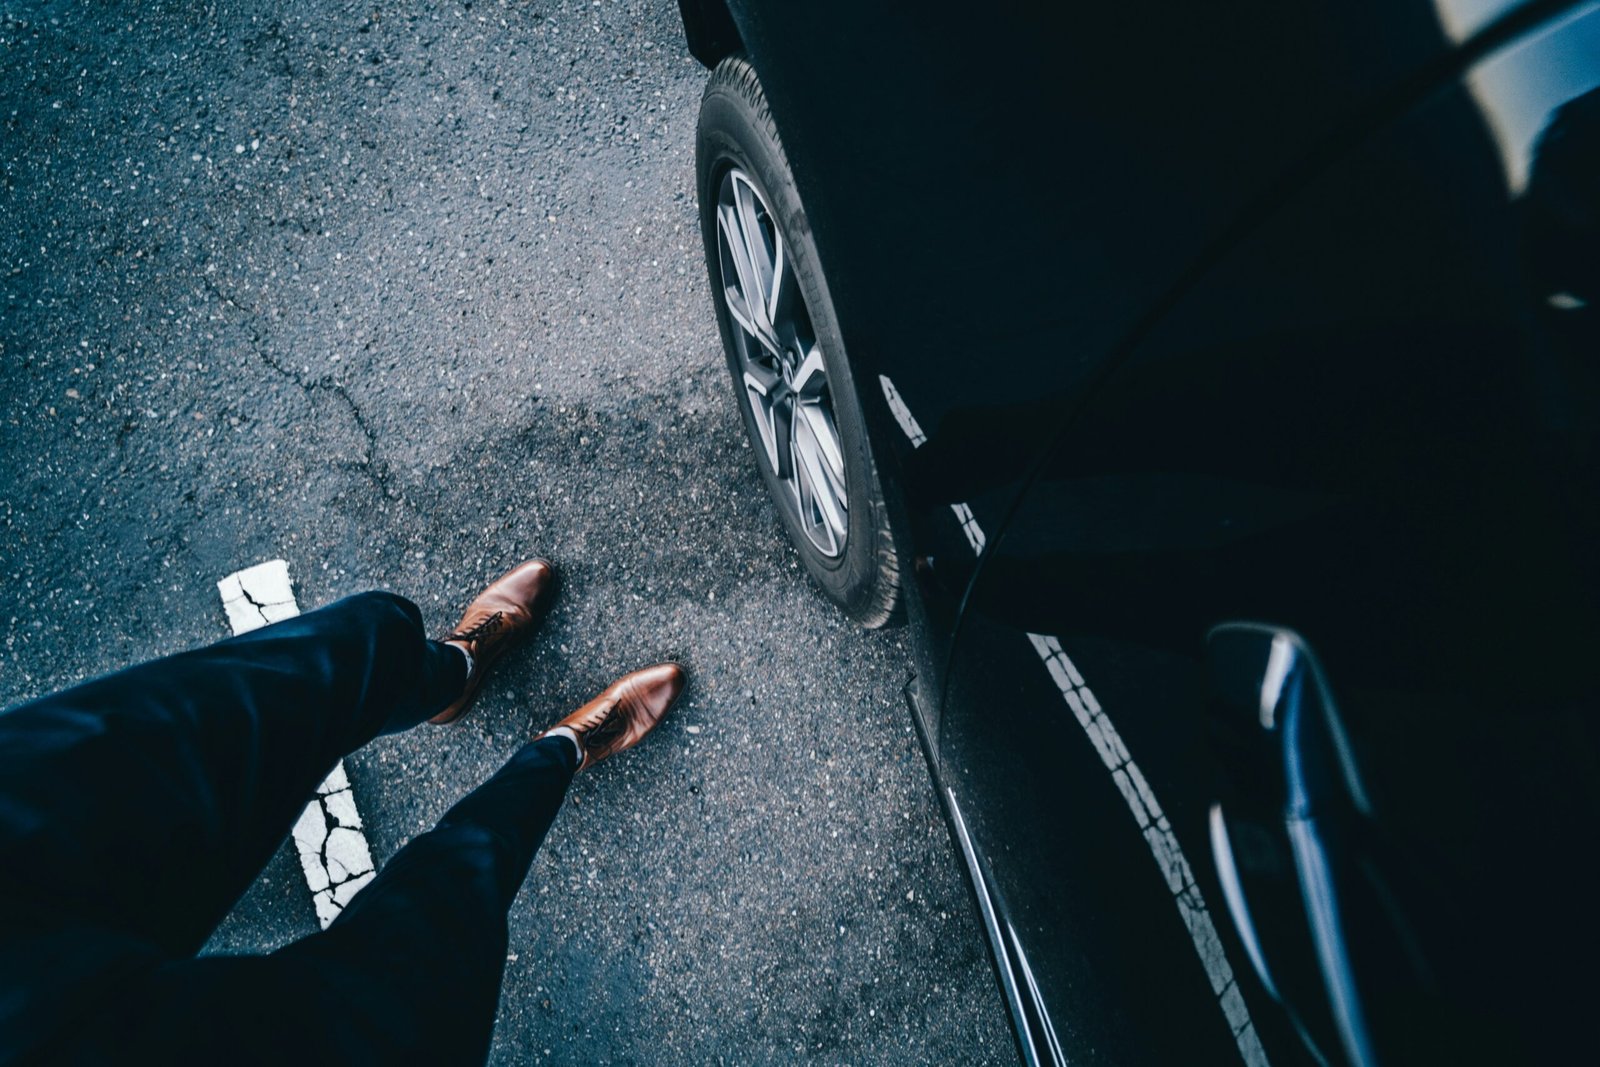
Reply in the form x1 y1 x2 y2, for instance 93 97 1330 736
1008 920 1067 1067
946 787 1042 1067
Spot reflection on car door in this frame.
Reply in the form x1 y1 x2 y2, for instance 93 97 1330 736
933 7 1600 1063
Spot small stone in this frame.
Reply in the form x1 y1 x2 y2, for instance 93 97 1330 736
65 388 80 399
685 725 702 735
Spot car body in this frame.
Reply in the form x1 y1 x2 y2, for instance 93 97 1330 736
678 1 1600 1063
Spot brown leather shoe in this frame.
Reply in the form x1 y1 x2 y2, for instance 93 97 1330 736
429 558 558 725
537 663 686 769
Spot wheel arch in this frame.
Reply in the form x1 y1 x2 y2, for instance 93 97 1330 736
677 0 744 68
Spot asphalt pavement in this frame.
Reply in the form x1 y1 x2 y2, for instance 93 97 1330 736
1 1 1015 1063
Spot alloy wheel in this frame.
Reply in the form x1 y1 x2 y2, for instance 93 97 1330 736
714 168 849 558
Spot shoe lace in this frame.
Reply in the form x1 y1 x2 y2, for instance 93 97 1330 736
580 698 628 752
450 610 505 645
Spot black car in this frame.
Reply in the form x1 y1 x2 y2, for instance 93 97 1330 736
676 2 1600 1064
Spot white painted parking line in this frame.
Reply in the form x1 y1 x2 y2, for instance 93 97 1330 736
877 376 1269 1066
217 560 300 632
218 560 377 929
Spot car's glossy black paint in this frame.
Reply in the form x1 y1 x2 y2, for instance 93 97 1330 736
681 2 1600 1063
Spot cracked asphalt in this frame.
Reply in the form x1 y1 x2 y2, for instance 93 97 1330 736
0 1 1014 1063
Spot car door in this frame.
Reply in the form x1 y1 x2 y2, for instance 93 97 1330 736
718 0 1512 757
933 4 1600 1065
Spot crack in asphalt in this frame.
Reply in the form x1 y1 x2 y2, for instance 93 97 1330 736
198 273 397 501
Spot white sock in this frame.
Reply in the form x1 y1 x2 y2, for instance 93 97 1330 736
451 642 475 679
545 725 584 765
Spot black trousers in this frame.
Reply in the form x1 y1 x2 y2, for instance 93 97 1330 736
0 592 576 1065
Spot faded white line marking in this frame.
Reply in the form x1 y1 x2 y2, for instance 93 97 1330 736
217 559 299 632
878 375 1269 1066
219 561 377 929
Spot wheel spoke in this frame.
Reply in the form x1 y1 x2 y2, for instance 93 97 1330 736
732 177 778 320
743 371 783 474
771 394 795 479
743 361 782 396
718 202 783 357
766 210 787 326
790 430 824 551
790 343 827 397
718 205 764 333
797 399 845 489
792 404 847 553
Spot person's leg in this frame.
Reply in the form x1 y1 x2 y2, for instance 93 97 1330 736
60 736 579 1066
276 734 582 1061
55 663 685 1066
0 557 555 971
0 591 466 1062
0 592 465 955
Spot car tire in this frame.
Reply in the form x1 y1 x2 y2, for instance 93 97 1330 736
695 55 902 628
